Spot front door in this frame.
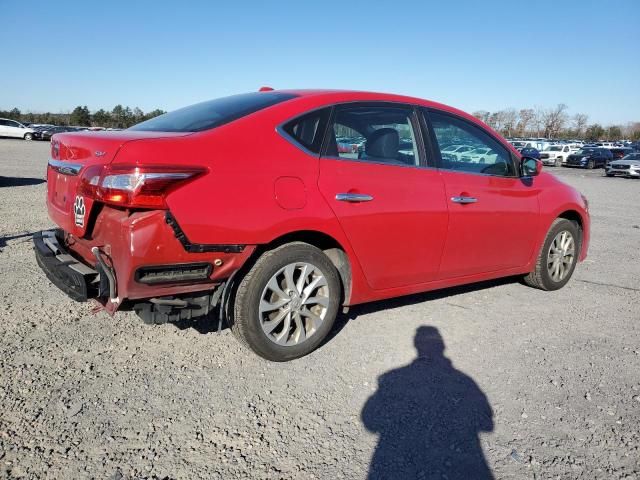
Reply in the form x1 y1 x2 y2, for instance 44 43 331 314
318 103 449 290
426 109 540 279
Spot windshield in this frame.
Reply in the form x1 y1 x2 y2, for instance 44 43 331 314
575 148 596 155
622 153 640 160
130 92 297 132
547 146 562 151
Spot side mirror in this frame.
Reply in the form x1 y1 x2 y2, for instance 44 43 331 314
521 156 542 177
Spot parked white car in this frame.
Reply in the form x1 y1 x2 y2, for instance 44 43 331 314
460 147 498 164
441 144 475 160
539 144 577 166
0 118 35 140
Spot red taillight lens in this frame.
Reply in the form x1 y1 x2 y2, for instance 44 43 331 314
78 165 205 209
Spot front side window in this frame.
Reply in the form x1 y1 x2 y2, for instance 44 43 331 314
130 92 297 132
427 110 516 176
324 105 421 166
281 108 330 154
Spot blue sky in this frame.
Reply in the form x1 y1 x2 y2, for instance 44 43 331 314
1 0 638 125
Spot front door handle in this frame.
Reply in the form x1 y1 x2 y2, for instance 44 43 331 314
336 193 374 203
451 196 478 204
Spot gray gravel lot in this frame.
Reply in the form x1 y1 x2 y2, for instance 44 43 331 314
1 139 639 479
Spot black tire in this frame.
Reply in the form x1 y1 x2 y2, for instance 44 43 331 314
24 133 33 141
605 173 614 177
230 242 341 361
587 159 595 169
523 218 581 291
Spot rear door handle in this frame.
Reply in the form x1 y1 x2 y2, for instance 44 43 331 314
451 196 478 204
336 193 374 203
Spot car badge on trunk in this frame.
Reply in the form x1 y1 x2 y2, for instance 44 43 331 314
94 151 106 157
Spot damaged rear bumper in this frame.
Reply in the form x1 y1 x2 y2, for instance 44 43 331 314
33 230 100 302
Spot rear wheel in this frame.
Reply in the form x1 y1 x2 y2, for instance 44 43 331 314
231 242 341 361
524 218 580 291
24 133 33 141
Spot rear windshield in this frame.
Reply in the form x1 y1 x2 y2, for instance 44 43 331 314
130 92 297 132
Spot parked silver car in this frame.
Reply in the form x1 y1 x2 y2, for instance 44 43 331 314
605 153 640 178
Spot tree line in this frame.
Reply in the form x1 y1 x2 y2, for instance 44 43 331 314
0 105 166 129
472 104 640 141
3 103 639 141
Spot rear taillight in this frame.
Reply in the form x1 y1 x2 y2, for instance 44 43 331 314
78 165 205 209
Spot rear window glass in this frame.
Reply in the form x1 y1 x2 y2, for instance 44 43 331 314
130 92 297 132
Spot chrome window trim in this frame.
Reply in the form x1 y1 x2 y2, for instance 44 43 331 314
48 158 83 176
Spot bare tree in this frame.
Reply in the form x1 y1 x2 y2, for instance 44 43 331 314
533 107 546 137
501 109 518 137
572 113 588 137
487 111 503 131
517 109 535 137
541 104 568 138
472 110 491 124
622 121 640 140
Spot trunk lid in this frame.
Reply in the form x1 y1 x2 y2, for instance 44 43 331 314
47 130 192 236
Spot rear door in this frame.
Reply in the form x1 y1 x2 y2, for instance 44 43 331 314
424 109 540 279
5 120 23 138
317 103 448 290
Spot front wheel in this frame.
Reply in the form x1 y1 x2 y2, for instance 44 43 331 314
524 218 580 291
555 157 562 167
24 133 33 141
587 159 595 169
231 242 341 361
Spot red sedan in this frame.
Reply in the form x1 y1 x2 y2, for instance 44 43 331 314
35 90 590 361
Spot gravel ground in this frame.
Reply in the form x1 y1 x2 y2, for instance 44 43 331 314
1 139 639 480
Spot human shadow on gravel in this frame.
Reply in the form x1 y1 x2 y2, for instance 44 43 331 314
362 326 494 480
0 176 46 187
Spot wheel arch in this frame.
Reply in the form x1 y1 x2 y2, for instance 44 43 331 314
248 230 353 305
557 209 584 232
555 208 589 260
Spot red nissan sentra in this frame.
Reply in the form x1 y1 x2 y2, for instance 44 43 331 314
35 89 590 361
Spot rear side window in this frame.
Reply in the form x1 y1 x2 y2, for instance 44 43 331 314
130 92 297 132
281 108 330 154
324 104 421 166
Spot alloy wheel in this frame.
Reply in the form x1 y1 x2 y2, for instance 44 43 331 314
258 262 330 346
547 230 575 283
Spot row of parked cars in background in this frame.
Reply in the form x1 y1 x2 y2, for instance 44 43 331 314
0 118 119 141
507 138 640 178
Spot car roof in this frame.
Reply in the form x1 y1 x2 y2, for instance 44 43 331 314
278 89 478 121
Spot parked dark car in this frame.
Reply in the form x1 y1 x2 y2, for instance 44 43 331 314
36 126 78 141
564 147 613 169
519 147 540 159
610 147 634 160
